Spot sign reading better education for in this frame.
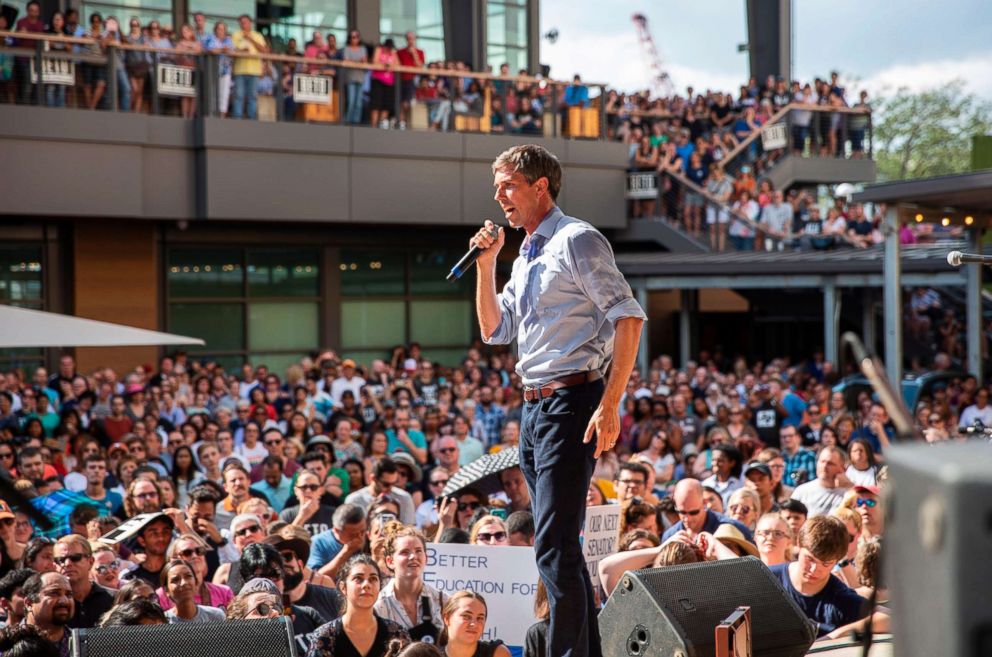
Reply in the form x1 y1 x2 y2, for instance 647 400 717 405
625 172 658 199
157 63 196 97
293 74 333 104
761 122 789 150
423 543 538 649
30 58 75 86
582 504 620 601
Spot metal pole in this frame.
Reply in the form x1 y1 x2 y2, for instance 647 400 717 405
862 289 876 355
107 45 118 111
275 61 285 122
151 51 160 115
823 280 839 367
679 289 693 369
966 227 983 383
393 69 401 127
634 279 650 378
34 40 44 105
598 85 606 140
883 205 902 385
550 81 558 138
337 62 346 125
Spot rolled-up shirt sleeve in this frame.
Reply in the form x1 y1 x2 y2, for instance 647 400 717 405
483 269 519 345
569 229 647 325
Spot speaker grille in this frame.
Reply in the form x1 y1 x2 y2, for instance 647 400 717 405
71 618 296 657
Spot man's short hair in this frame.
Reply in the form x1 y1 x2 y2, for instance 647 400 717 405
196 442 218 459
187 485 218 507
300 451 326 468
261 455 284 469
373 456 398 479
779 499 808 516
505 511 534 540
617 461 650 482
19 573 48 604
798 515 849 562
82 454 106 467
16 447 41 466
332 503 366 529
222 461 249 477
69 504 100 529
492 144 562 201
0 569 35 600
56 534 93 556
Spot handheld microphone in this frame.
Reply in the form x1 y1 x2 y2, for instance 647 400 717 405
946 251 992 267
447 225 500 282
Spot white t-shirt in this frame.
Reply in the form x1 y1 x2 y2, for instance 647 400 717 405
845 465 877 488
959 404 992 429
791 479 848 517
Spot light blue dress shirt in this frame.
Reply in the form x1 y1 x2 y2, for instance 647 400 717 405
484 206 646 386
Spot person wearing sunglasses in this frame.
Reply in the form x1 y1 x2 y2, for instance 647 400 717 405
225 576 283 620
53 535 114 629
211 513 264 590
661 479 754 543
261 532 340 623
469 516 509 547
238 543 327 654
281 470 337 539
157 533 233 611
416 467 450 529
344 456 416 526
89 543 124 590
839 485 884 540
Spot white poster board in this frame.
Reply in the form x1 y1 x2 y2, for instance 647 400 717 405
423 542 539 650
625 171 658 199
157 63 196 97
293 74 332 104
30 58 75 85
761 123 788 150
582 504 620 601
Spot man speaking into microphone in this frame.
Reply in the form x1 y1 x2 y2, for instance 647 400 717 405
471 144 646 657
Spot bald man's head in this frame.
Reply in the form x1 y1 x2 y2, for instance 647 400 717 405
672 479 707 534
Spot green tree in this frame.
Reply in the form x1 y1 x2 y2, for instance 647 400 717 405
872 80 992 181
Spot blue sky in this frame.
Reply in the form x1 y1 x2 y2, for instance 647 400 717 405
539 0 992 99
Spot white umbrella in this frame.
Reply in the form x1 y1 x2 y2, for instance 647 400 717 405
0 305 205 347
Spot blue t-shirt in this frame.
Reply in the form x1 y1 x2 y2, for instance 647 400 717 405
386 428 427 458
307 529 343 570
661 510 754 543
675 143 695 172
769 563 867 637
781 392 807 428
85 490 123 516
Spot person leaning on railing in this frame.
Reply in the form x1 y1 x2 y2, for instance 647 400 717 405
204 21 234 118
43 12 69 108
230 14 267 120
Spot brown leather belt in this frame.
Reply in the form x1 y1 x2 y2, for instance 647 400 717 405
523 371 602 402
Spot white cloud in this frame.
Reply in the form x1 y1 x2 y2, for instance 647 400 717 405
850 53 992 100
541 29 747 95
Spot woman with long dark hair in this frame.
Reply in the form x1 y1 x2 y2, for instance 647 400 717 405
845 439 878 487
308 554 410 657
170 445 201 508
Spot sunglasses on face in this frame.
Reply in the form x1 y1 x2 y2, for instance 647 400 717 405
0 452 12 459
729 504 751 515
253 569 283 580
251 602 281 616
439 447 456 454
178 547 206 559
54 553 88 565
429 479 449 487
476 531 506 543
235 524 261 537
676 508 702 516
296 483 321 492
458 501 481 512
264 440 283 447
95 560 121 574
856 498 877 508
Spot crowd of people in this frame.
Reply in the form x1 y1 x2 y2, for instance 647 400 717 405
0 342 982 654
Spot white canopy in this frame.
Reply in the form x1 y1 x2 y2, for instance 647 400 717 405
0 305 205 348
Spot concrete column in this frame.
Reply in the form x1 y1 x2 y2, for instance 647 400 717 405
883 206 902 385
823 281 839 367
632 280 650 378
966 228 983 383
679 289 694 369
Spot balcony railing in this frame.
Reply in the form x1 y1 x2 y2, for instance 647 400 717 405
0 30 610 138
718 102 873 180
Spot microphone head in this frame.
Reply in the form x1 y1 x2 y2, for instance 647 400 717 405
947 251 963 267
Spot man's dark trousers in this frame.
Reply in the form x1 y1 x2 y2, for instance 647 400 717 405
519 378 604 657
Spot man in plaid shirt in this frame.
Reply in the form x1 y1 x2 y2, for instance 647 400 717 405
781 425 817 487
475 385 505 448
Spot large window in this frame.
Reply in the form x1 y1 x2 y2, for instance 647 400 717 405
487 0 528 73
380 0 445 63
166 247 320 374
0 245 44 371
81 0 173 30
187 0 348 51
339 247 472 366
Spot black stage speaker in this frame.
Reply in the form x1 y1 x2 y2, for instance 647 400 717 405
885 442 992 657
71 618 297 657
598 557 815 657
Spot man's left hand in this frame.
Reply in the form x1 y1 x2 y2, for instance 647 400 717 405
583 401 620 458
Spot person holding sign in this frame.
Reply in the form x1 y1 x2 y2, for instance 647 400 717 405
439 591 510 657
473 144 646 657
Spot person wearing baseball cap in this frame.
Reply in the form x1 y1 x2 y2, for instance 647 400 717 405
329 359 365 407
263 532 341 622
743 462 776 515
848 485 883 540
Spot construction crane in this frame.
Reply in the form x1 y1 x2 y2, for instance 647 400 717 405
631 13 675 98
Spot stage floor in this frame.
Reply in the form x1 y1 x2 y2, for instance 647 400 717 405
808 635 893 656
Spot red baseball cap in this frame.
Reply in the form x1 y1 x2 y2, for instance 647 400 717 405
0 500 15 520
854 485 880 496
